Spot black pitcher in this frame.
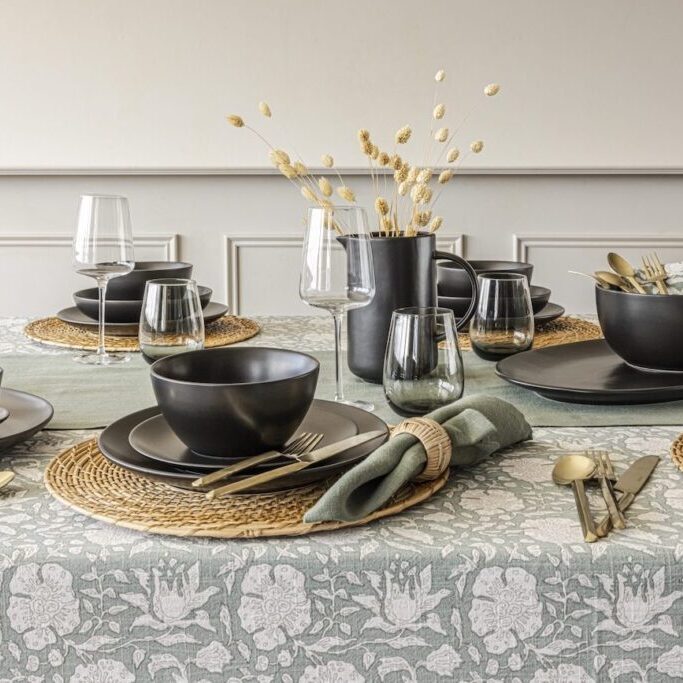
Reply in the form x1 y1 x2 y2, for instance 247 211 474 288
343 232 478 384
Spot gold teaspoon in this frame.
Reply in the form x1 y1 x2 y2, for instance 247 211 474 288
552 455 598 543
607 253 647 294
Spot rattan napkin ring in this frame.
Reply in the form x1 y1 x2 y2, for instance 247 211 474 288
392 417 451 482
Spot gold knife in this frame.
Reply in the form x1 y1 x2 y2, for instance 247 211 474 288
207 429 387 499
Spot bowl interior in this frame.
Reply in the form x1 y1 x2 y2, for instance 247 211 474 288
530 285 551 301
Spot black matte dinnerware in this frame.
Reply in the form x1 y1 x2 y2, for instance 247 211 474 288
300 206 376 408
73 194 135 365
470 273 535 360
383 307 464 416
0 389 53 453
438 260 533 298
439 285 549 316
496 339 683 404
139 279 205 364
530 285 551 313
0 368 8 424
534 302 565 325
345 232 478 384
596 285 683 371
151 347 320 458
106 261 193 299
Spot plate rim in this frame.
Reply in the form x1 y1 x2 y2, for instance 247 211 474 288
0 388 54 449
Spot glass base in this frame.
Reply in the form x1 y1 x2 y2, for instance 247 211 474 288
334 397 375 412
73 352 131 366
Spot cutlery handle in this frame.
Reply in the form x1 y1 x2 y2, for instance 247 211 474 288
595 492 635 537
0 471 14 489
572 479 598 543
656 280 669 295
597 464 626 532
627 275 647 294
207 459 310 498
192 449 283 487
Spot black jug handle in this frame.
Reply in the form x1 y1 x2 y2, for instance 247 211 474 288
432 251 479 331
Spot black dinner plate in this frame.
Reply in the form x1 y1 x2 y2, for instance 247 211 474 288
98 400 389 492
0 389 54 453
57 302 229 337
534 302 564 325
129 404 359 470
438 299 564 326
496 339 683 404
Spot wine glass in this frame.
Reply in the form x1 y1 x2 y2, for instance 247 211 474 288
383 307 464 416
299 206 375 410
73 195 135 365
469 273 534 360
139 279 205 364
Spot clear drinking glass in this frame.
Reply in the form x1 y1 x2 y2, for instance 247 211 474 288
384 307 464 416
469 273 534 360
139 279 205 364
299 206 375 410
72 195 135 365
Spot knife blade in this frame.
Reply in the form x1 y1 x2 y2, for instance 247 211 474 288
207 429 388 499
595 455 659 537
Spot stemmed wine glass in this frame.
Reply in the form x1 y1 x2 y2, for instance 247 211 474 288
72 195 135 365
300 206 375 410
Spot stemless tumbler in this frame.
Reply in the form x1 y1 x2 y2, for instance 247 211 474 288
139 279 205 364
469 273 534 360
383 307 464 416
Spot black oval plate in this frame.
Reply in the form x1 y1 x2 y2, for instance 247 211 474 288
0 389 54 453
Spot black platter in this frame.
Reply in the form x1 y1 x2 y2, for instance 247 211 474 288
0 389 54 453
496 339 683 404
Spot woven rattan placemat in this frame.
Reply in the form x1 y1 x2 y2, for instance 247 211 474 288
24 316 260 352
459 316 602 351
44 439 448 538
670 434 683 471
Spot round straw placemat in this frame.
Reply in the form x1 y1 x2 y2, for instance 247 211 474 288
44 439 448 538
458 316 602 351
24 316 260 352
670 433 683 471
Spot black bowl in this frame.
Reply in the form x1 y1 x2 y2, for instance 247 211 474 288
438 295 472 318
596 285 683 371
530 285 551 314
151 347 320 458
74 286 212 323
438 260 534 298
105 261 193 300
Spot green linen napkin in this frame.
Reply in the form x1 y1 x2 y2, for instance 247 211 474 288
304 395 532 523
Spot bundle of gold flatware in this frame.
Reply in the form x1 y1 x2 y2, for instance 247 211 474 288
591 450 626 534
607 252 647 293
641 253 670 294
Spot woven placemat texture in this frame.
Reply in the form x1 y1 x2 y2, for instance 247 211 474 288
459 316 602 351
44 439 448 538
670 434 683 471
24 316 260 351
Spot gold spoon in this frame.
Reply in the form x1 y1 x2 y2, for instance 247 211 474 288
594 271 633 292
607 253 647 294
552 455 598 543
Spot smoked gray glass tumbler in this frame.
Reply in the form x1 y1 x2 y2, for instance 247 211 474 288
383 307 464 416
469 273 534 360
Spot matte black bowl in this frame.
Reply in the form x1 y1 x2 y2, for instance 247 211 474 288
106 261 193 300
151 347 320 458
437 295 472 318
596 285 683 371
74 285 212 323
438 260 534 298
530 285 551 314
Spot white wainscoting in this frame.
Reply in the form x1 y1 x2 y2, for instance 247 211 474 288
513 234 683 313
0 234 178 317
224 235 465 316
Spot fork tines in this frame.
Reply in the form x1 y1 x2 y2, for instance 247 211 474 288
641 253 670 294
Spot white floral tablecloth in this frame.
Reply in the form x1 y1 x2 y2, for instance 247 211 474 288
1 318 683 683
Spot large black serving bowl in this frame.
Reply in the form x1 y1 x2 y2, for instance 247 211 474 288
107 261 193 299
596 285 683 371
74 285 212 323
151 347 320 458
439 260 534 298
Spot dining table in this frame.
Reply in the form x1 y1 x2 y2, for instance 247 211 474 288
1 315 682 683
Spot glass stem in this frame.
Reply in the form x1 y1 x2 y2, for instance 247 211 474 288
332 312 345 402
97 279 108 358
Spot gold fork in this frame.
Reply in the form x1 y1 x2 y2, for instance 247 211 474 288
191 432 324 488
641 253 670 294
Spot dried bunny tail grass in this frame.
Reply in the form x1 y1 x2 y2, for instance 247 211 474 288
375 197 390 215
433 104 446 120
435 69 446 82
370 144 380 160
394 165 409 183
270 149 291 165
319 198 334 209
318 177 333 197
278 163 298 179
447 148 460 163
407 167 419 183
411 183 431 204
301 186 318 202
358 129 371 142
293 161 308 176
378 152 391 166
438 169 453 184
470 140 484 153
391 155 403 171
430 216 443 233
258 101 272 117
381 216 393 234
226 114 245 127
395 125 412 144
361 140 373 156
435 127 449 142
321 154 334 168
398 180 411 196
337 186 356 202
417 210 432 226
484 83 501 97
417 168 432 184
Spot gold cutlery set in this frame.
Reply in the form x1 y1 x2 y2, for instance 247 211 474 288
552 452 659 542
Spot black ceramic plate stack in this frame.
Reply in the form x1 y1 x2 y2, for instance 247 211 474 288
98 347 389 493
58 261 229 336
437 260 565 327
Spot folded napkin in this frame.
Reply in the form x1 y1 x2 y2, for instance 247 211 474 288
304 395 531 523
636 261 683 294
